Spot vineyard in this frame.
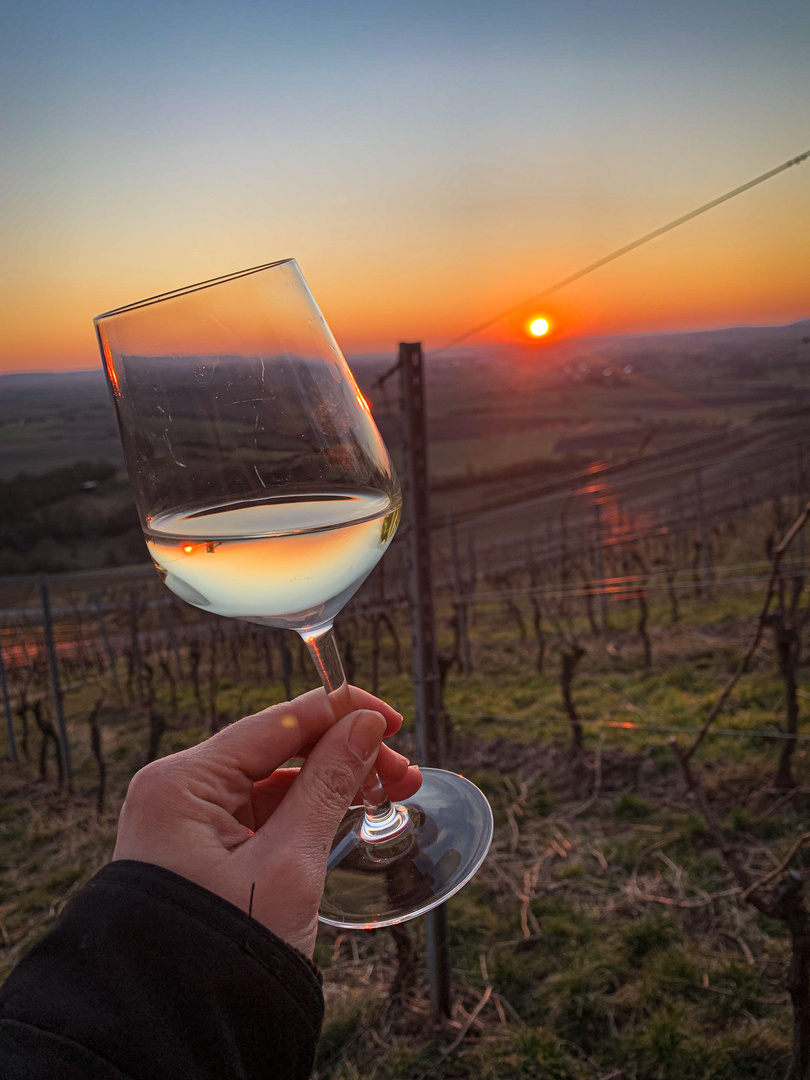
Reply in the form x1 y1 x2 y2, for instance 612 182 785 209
2 371 810 1077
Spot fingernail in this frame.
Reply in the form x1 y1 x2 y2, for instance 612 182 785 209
348 710 387 762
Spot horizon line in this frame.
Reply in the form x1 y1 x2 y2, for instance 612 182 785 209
1 312 809 379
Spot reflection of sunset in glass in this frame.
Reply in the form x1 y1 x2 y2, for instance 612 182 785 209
529 318 550 337
145 494 400 627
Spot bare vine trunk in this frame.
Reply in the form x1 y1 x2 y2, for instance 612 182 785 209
158 657 178 718
666 570 680 624
16 704 30 761
529 596 545 674
636 587 652 668
388 925 418 1008
370 614 381 696
87 697 106 814
229 626 242 679
560 644 585 754
773 620 802 791
146 706 166 763
774 874 810 1080
262 632 275 681
207 625 220 733
504 597 527 642
189 645 204 716
378 612 403 674
32 700 63 786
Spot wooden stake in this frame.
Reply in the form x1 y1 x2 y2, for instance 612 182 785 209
399 341 451 1022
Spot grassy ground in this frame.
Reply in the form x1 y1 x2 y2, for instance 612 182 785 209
313 749 802 1080
0 594 807 1079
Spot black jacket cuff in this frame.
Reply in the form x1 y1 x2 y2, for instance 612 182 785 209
0 860 324 1080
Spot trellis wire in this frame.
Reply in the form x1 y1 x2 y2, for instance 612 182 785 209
454 712 810 743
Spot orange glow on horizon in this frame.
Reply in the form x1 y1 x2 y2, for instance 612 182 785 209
1 217 809 373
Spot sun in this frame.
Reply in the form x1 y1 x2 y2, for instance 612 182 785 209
529 317 550 337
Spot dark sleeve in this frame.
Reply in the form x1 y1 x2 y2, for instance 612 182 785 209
0 860 324 1080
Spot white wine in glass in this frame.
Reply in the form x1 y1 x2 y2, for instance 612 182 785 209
144 493 400 628
95 259 493 928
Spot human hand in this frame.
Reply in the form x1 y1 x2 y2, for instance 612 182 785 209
113 687 421 957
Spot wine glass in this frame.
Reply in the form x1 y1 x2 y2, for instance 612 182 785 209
94 259 493 928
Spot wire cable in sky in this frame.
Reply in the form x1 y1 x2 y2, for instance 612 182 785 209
433 148 810 355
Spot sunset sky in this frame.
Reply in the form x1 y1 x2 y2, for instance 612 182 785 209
1 0 809 373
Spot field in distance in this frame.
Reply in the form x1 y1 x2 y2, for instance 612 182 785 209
3 319 809 484
0 318 808 574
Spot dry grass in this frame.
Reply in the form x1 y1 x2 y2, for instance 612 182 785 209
0 593 807 1077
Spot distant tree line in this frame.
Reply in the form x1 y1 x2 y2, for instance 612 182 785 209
0 460 145 575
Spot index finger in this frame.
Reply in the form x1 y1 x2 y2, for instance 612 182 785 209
189 686 403 782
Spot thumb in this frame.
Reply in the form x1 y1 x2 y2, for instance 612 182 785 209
267 709 387 851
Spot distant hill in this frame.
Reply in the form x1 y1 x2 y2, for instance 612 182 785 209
0 369 121 480
619 317 810 348
1 316 807 481
0 368 109 403
593 317 810 363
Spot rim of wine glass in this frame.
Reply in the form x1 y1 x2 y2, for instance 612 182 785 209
93 258 296 323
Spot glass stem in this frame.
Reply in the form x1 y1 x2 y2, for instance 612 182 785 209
301 624 408 840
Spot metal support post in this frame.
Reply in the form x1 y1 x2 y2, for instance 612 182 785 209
38 575 72 789
399 341 452 1021
400 342 443 769
798 443 806 564
0 630 18 762
425 907 452 1020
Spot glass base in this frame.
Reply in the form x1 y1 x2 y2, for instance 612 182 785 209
319 767 494 929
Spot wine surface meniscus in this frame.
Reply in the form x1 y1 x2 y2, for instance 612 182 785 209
144 491 400 632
